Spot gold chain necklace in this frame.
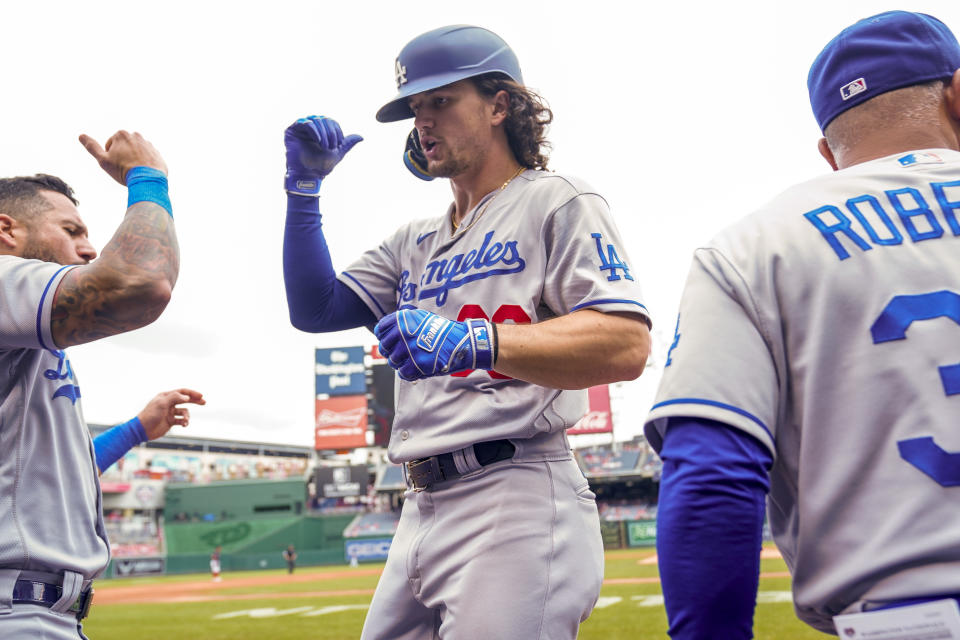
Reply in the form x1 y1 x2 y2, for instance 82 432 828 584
451 166 526 236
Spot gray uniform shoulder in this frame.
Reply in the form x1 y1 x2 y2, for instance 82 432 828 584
708 174 829 245
707 148 960 263
697 170 858 287
520 170 609 212
0 253 42 273
0 256 79 351
388 211 450 247
0 253 75 280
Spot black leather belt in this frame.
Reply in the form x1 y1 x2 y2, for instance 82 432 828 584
12 579 94 620
406 439 515 491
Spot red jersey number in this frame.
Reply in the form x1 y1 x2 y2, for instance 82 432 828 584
451 304 531 379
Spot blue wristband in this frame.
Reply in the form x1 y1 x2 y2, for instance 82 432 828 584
284 172 322 196
93 416 148 472
126 166 172 217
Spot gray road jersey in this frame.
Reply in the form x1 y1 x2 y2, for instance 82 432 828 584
644 149 960 632
0 256 109 579
341 170 650 461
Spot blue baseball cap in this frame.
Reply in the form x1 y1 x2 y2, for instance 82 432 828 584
376 25 523 123
808 11 960 132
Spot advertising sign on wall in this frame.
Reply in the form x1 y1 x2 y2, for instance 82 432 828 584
113 557 166 577
101 479 166 510
315 395 368 450
626 520 657 547
315 347 366 396
568 385 614 435
345 538 393 563
315 464 368 498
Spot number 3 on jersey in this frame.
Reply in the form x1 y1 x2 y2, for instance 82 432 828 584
453 304 531 379
872 290 960 486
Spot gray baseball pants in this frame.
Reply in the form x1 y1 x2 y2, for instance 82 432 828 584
360 455 604 640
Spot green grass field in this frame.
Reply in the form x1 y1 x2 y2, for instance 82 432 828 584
82 546 831 639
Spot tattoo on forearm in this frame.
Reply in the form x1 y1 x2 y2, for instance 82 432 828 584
51 202 179 348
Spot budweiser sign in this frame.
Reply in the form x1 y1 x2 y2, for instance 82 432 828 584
316 407 366 428
315 395 368 450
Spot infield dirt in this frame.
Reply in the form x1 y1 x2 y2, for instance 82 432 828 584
96 561 790 605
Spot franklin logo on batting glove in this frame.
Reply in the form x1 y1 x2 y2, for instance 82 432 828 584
374 309 497 381
417 314 450 352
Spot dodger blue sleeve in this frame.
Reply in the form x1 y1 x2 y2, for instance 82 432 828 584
93 417 147 472
657 417 773 640
283 194 376 332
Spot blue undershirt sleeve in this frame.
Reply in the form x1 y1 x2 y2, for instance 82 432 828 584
93 417 148 472
283 194 376 332
656 417 773 640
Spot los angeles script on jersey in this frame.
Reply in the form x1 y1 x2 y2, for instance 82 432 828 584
804 177 960 261
397 230 526 307
46 349 81 405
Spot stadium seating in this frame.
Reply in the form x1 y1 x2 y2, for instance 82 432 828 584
343 511 402 538
577 445 644 476
597 501 658 522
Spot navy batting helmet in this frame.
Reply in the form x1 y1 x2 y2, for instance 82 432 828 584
376 25 523 123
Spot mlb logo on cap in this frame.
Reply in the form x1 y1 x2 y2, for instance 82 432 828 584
840 78 866 101
808 11 960 131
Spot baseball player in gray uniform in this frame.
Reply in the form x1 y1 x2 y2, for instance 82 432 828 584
283 25 651 640
0 131 201 638
644 10 960 638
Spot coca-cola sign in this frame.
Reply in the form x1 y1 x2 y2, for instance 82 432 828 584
569 386 613 435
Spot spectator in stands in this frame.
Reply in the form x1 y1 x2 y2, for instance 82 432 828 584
94 388 204 477
283 544 297 574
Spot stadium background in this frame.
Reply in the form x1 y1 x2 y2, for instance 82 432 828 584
81 344 825 639
93 344 663 579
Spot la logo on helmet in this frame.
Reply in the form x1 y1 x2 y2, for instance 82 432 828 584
395 59 407 87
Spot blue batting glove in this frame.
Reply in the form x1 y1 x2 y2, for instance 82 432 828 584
374 309 497 381
284 115 363 196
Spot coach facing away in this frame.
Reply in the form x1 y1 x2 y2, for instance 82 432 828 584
645 10 960 639
283 24 651 640
0 131 201 639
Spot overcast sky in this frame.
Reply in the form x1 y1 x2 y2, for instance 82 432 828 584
4 0 958 446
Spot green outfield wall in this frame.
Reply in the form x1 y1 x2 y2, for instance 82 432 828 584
165 478 306 521
160 479 356 574
598 519 657 549
600 520 625 549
